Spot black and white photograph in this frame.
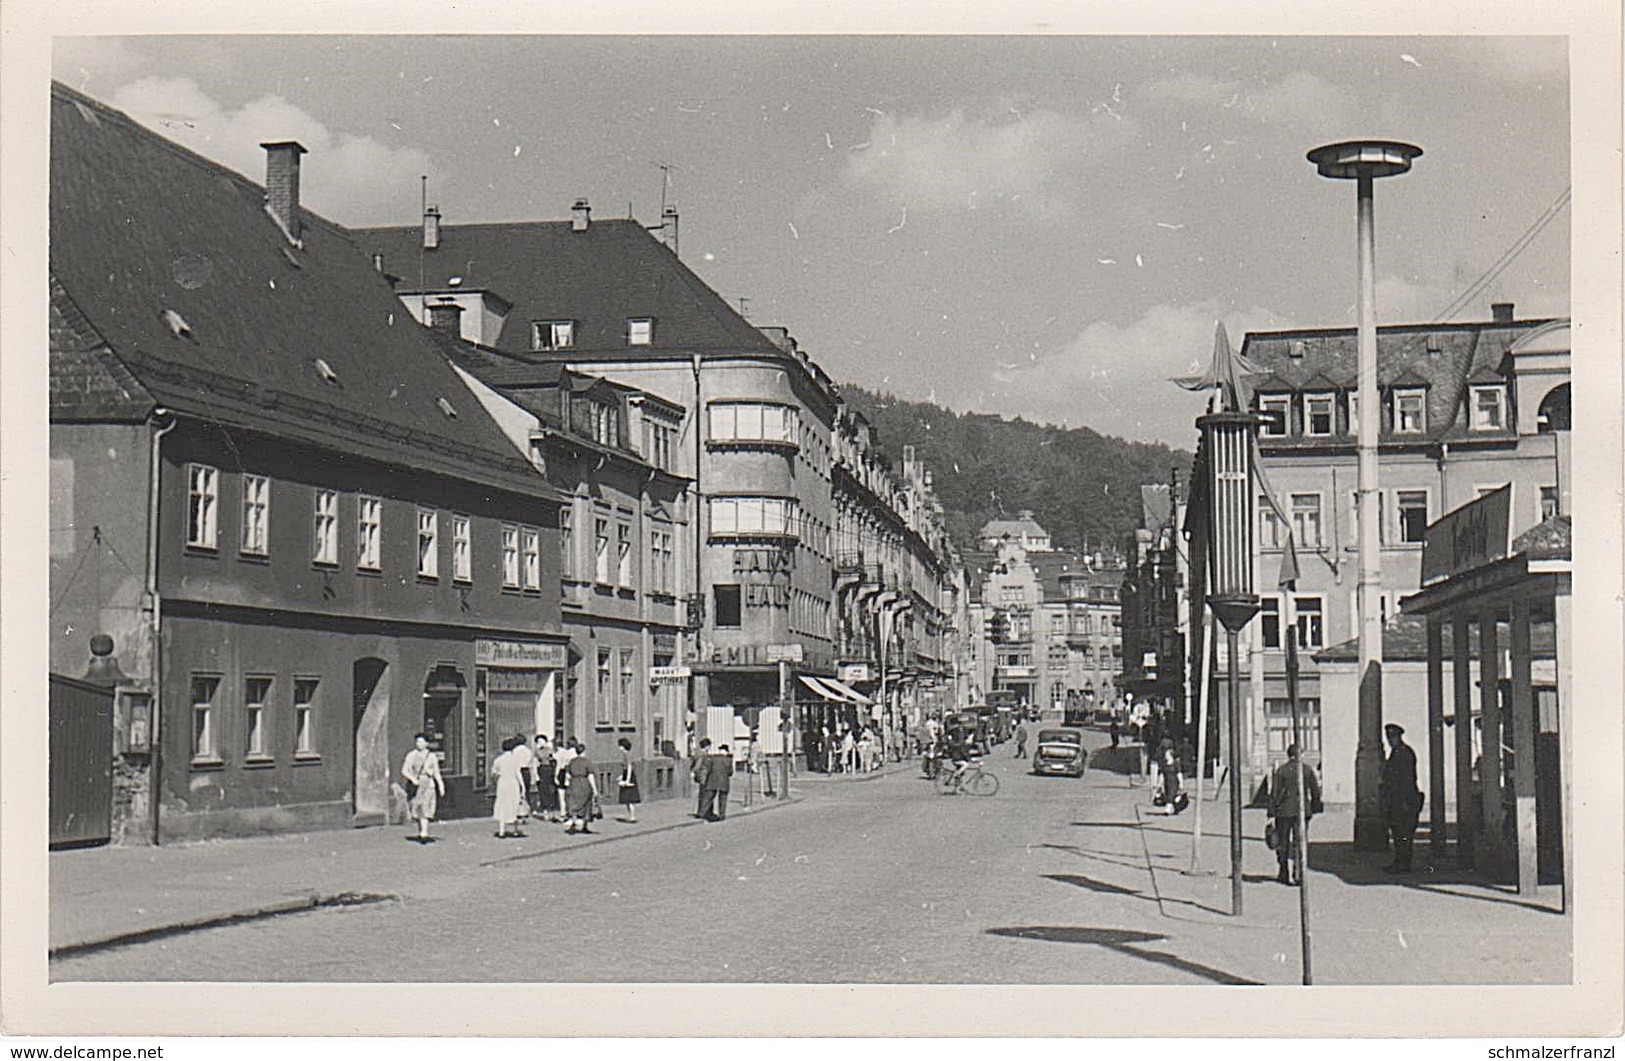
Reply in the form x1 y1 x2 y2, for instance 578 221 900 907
2 0 1621 1045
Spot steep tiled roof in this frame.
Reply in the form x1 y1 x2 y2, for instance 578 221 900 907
980 513 1048 539
50 274 154 421
354 217 780 360
50 82 551 500
1511 515 1570 561
1240 316 1554 449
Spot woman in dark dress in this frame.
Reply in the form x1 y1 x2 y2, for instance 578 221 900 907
533 735 560 823
616 736 642 823
564 740 597 835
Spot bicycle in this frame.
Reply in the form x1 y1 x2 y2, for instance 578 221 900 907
934 758 999 797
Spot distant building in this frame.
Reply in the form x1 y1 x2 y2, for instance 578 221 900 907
1235 307 1570 802
978 510 1052 553
48 84 566 841
1119 480 1191 722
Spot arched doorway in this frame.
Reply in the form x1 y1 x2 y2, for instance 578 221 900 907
1537 383 1570 433
351 658 391 825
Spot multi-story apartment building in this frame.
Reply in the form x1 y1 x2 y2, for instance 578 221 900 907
1120 482 1191 721
830 407 960 740
965 514 1122 715
1233 305 1570 802
429 325 693 796
48 84 566 840
358 202 958 757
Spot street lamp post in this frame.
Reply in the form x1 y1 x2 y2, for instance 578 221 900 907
1307 140 1422 851
1198 410 1263 917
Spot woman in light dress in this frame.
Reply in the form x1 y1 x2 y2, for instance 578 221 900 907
491 736 526 838
401 733 445 844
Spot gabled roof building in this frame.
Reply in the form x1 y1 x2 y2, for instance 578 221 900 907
49 83 566 841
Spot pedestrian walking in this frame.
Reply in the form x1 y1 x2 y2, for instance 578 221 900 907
840 727 857 774
803 726 822 774
400 732 444 843
1380 723 1424 873
563 741 597 835
1013 721 1029 758
858 727 877 772
691 737 713 817
1109 718 1121 749
616 736 642 823
702 743 733 821
747 730 775 798
1267 744 1322 885
491 736 526 838
533 735 560 822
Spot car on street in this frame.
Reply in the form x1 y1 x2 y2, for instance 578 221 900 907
1031 728 1087 777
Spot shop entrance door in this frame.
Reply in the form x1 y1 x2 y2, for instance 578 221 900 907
351 658 390 826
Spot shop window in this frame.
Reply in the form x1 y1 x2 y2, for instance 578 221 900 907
190 675 220 764
452 515 472 583
186 463 219 549
293 677 319 758
240 474 269 556
312 489 338 565
418 509 439 579
244 676 272 760
1265 697 1322 758
357 495 382 571
713 584 742 628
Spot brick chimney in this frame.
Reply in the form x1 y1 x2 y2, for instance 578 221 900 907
661 204 679 256
572 198 591 232
427 302 464 337
423 206 441 251
260 141 307 244
1492 301 1515 324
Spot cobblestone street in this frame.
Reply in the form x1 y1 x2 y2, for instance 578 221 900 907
52 735 1571 985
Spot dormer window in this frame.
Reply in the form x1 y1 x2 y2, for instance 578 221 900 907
1393 388 1427 435
1346 392 1359 436
626 318 653 346
1304 393 1334 437
532 320 575 351
1470 384 1506 431
1258 395 1290 437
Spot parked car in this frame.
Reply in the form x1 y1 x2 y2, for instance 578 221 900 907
1031 728 1087 777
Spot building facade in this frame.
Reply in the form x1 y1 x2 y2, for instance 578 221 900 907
1232 307 1570 802
48 84 566 841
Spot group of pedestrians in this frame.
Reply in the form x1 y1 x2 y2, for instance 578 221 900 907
802 724 885 774
690 738 733 821
400 732 645 843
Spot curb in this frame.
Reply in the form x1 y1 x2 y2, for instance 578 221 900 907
479 793 805 867
50 891 400 960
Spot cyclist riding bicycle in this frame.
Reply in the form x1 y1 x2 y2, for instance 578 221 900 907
944 728 976 790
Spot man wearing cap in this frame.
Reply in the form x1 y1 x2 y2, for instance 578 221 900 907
1380 723 1423 873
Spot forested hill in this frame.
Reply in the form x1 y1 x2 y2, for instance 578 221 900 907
840 387 1191 557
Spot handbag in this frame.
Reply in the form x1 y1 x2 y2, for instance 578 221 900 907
1264 820 1278 851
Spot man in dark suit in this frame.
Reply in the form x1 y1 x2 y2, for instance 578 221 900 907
702 743 734 821
1380 722 1423 873
692 738 713 819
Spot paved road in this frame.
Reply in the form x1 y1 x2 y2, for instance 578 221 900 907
56 738 1250 984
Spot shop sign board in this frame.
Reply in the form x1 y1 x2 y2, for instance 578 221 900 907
1421 485 1513 586
476 639 567 670
766 643 804 664
839 663 872 684
649 664 692 684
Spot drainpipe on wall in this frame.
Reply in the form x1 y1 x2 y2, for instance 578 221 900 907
146 408 176 846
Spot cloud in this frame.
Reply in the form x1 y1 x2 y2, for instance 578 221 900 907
108 76 435 226
985 300 1289 448
52 37 152 95
1142 69 1360 131
843 105 1139 218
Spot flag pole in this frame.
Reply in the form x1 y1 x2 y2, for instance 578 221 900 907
1188 563 1216 874
1280 538 1313 984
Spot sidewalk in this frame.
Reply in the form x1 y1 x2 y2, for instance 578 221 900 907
1074 769 1573 984
49 783 799 957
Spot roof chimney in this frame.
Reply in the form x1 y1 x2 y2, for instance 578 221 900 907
427 301 464 337
260 141 307 245
661 204 679 256
1491 302 1515 324
423 206 441 251
572 198 591 232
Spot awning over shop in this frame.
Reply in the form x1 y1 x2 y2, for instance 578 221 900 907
822 677 874 705
797 676 847 702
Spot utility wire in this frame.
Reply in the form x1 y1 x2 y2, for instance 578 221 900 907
1432 185 1571 323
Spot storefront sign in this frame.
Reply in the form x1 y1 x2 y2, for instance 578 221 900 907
486 668 545 693
766 643 804 663
1422 485 1513 586
838 663 871 684
745 584 790 608
733 548 793 575
649 665 693 683
652 632 678 655
475 639 567 670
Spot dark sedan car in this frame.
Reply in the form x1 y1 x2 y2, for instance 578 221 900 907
1031 728 1087 777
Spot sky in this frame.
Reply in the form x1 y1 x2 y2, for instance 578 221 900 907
51 35 1571 450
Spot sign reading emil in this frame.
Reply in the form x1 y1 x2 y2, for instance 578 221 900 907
1421 484 1514 586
